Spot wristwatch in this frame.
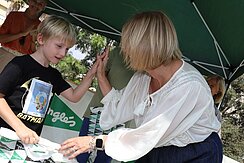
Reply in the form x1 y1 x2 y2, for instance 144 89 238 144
95 135 104 150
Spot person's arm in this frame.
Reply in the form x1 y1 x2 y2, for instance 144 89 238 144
59 82 212 161
0 95 39 144
61 81 218 162
96 47 112 96
98 87 131 129
0 33 24 43
60 58 98 102
0 25 36 43
103 82 216 161
0 13 36 43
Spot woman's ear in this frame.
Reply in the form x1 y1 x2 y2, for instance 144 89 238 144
36 33 44 45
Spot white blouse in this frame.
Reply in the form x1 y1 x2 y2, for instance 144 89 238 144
100 61 221 162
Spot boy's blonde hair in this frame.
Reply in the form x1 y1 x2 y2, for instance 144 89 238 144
37 15 77 47
121 11 182 71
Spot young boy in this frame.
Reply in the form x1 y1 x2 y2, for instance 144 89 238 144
0 15 98 144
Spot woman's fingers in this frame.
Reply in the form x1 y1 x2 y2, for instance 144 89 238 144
59 136 93 159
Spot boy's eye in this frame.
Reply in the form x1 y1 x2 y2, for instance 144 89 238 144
56 44 62 48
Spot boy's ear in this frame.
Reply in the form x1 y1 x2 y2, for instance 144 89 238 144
36 33 44 45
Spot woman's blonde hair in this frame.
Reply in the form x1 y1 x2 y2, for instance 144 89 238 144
121 11 182 71
37 15 77 47
206 75 226 103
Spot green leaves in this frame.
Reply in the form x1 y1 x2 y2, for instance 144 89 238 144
52 54 87 85
221 74 244 162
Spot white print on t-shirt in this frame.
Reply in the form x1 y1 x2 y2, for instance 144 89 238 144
22 78 53 118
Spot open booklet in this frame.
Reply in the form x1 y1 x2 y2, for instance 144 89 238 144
0 127 77 163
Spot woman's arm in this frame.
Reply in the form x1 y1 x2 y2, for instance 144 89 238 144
96 47 112 96
59 81 213 161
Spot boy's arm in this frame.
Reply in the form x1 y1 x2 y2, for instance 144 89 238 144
0 95 39 144
60 60 98 103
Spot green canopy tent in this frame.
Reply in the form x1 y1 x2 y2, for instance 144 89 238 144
44 0 244 84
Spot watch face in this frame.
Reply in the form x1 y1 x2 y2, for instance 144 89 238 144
96 138 103 149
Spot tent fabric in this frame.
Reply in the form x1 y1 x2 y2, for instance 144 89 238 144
44 0 244 82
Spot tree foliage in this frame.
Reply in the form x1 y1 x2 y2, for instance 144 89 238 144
221 74 244 162
221 118 244 162
75 27 116 68
221 74 244 128
52 54 88 84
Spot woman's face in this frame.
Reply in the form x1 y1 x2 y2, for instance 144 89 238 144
207 78 220 96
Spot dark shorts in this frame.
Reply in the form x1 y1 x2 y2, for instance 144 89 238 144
136 132 223 163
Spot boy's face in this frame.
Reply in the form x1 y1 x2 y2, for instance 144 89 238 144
38 35 71 64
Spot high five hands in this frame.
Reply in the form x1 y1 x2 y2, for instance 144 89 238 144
96 46 110 79
85 46 110 79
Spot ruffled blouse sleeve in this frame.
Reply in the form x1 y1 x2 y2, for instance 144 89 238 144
100 87 134 130
100 72 150 130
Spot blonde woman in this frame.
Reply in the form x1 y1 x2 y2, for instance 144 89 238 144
60 11 222 163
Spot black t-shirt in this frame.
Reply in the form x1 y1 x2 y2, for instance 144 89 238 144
0 55 70 135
